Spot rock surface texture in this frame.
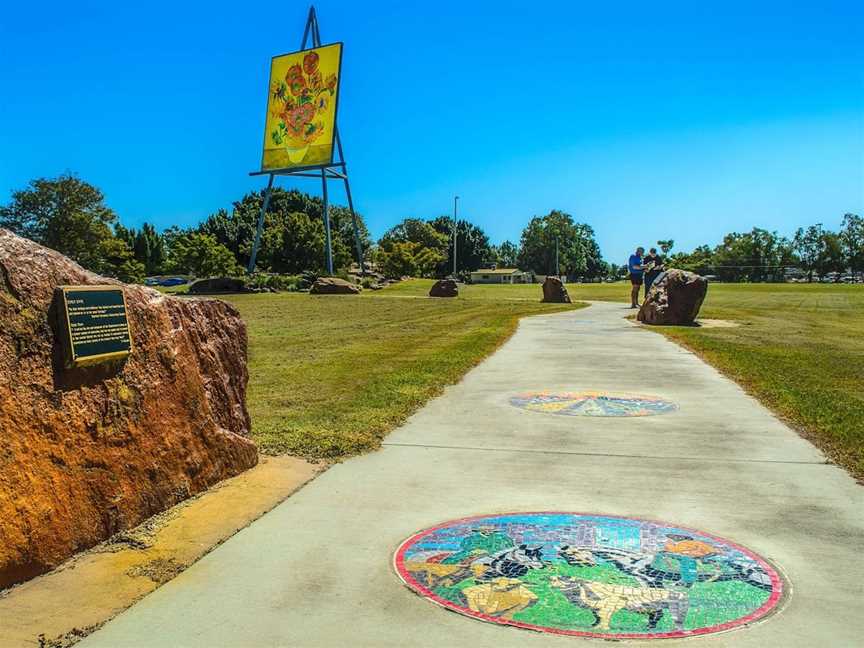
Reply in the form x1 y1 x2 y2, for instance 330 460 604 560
637 269 708 325
429 279 458 298
309 277 361 295
541 276 571 303
0 229 258 589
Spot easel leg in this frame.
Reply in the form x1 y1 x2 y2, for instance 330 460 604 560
248 173 274 273
321 169 334 275
342 177 366 276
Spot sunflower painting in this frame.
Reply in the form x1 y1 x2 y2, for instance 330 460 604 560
261 42 342 171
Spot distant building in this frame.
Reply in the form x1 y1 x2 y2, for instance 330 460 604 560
470 268 532 284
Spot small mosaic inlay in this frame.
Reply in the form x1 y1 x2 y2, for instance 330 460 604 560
510 391 678 417
395 513 782 639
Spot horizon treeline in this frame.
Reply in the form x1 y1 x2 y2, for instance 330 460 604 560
1 173 861 284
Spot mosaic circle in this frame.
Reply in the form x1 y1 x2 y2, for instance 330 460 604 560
510 391 678 417
395 513 782 639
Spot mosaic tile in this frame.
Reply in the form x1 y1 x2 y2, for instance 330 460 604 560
395 512 782 639
510 391 678 417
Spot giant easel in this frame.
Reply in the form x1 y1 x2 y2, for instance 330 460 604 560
247 6 365 276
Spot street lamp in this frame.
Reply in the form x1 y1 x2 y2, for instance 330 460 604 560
453 195 459 278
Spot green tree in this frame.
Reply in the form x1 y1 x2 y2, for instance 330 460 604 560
201 188 371 271
0 173 117 271
657 239 675 255
712 228 792 282
818 231 846 280
429 216 493 276
377 241 420 278
381 218 449 251
264 211 351 274
378 218 449 277
669 245 714 276
96 237 146 283
517 210 603 278
167 233 241 277
493 240 520 268
793 224 826 282
840 213 864 279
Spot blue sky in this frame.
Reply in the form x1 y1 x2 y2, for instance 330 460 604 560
1 1 862 263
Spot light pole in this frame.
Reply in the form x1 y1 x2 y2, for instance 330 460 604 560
555 235 559 279
452 195 459 278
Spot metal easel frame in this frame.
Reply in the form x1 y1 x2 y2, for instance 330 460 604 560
247 5 365 276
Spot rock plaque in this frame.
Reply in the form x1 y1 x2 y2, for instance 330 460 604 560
57 285 132 367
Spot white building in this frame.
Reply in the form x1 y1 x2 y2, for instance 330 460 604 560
470 268 532 284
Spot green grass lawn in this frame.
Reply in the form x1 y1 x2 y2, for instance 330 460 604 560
219 284 581 458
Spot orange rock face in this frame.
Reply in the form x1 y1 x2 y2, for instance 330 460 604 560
0 229 258 589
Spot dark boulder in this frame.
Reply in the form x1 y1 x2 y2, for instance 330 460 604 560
309 277 362 295
188 277 248 294
638 269 708 325
429 279 458 298
541 276 571 303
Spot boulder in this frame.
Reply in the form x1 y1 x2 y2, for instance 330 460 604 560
309 277 361 295
429 279 458 298
0 229 257 589
541 276 571 303
188 276 248 294
637 269 708 325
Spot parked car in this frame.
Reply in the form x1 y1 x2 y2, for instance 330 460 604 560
158 277 188 287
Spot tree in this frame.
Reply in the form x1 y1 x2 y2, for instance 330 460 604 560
793 224 826 282
490 240 519 268
429 216 493 276
96 237 146 283
818 231 846 280
517 210 604 278
669 245 714 276
377 242 419 278
379 217 449 277
166 233 241 277
201 188 371 271
840 213 864 279
0 174 117 271
711 228 792 282
657 239 675 255
264 211 351 274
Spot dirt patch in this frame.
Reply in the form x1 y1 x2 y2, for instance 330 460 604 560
0 455 323 647
695 318 741 328
126 558 186 584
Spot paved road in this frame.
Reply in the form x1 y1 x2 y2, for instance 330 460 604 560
81 302 864 647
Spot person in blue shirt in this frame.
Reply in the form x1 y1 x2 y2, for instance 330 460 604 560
628 247 644 308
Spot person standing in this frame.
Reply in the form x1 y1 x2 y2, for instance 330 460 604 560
628 247 644 308
643 247 665 297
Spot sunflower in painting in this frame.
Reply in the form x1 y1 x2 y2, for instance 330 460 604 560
263 43 341 169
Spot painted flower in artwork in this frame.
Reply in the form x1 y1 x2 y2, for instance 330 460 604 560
269 52 337 149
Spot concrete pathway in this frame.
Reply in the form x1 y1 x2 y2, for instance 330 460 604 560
80 302 864 648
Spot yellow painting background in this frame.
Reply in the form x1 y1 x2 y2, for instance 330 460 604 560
262 43 342 171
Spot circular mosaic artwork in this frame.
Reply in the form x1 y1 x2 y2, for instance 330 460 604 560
510 391 678 417
395 513 782 639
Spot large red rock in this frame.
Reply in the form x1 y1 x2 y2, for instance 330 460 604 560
309 277 361 294
637 269 708 325
0 229 258 589
541 276 571 303
429 279 458 298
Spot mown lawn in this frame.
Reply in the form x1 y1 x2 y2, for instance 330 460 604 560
220 285 581 458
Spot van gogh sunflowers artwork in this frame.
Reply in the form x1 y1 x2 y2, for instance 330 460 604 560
395 513 783 639
261 43 342 171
